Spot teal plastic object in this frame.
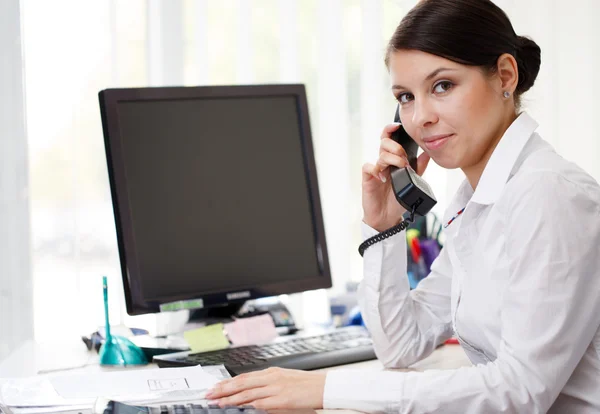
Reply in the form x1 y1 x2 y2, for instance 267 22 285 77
99 335 148 366
98 276 148 366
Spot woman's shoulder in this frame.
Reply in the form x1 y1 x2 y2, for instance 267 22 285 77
501 134 600 210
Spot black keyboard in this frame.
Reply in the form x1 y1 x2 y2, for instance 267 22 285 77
100 400 315 414
154 326 375 375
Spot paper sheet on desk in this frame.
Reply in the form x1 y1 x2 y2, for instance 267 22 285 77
50 366 219 399
0 376 93 413
0 365 229 413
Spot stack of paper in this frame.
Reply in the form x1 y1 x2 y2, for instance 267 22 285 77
0 365 230 414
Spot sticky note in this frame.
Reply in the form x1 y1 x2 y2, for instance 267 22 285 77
224 314 278 346
184 323 230 353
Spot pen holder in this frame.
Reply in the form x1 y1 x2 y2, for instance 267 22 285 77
406 237 441 288
419 238 441 274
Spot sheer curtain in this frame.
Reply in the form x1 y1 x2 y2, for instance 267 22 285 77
3 0 599 351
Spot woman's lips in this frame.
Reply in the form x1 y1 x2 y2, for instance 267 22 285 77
423 133 454 151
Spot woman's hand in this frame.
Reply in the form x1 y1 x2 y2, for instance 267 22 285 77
206 367 326 410
362 123 431 232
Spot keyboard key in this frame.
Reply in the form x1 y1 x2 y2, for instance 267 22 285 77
173 404 188 414
190 405 208 414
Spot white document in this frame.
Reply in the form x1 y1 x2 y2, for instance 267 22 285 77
1 376 93 407
0 365 224 412
50 366 218 399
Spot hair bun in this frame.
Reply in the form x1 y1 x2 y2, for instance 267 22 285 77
515 35 541 94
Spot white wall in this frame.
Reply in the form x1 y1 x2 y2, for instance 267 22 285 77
495 0 600 182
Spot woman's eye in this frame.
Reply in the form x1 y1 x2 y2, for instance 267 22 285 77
398 92 414 104
433 81 454 94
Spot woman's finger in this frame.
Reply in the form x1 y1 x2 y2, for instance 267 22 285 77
208 371 271 399
376 151 410 171
248 397 282 411
246 396 299 411
380 122 401 139
214 386 275 407
379 137 408 160
362 162 385 183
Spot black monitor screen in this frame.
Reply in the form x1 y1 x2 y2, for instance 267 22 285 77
99 85 331 315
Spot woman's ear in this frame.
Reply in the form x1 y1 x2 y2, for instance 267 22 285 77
496 53 519 94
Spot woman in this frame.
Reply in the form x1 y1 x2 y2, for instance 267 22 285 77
206 0 600 412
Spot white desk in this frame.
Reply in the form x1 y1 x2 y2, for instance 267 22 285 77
0 338 472 413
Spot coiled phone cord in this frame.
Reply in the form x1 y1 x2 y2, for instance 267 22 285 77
358 204 417 257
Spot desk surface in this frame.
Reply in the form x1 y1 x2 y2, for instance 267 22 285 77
0 338 472 413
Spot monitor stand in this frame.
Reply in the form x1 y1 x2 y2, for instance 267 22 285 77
131 303 246 357
132 299 299 358
188 302 244 325
188 299 298 334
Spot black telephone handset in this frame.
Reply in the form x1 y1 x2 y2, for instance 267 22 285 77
389 104 437 217
358 105 437 256
392 104 420 171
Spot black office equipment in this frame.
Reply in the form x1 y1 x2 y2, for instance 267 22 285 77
389 104 436 217
153 326 375 375
357 104 437 257
98 84 331 317
98 84 377 374
96 398 318 414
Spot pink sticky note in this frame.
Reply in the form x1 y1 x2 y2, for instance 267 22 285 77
225 314 278 346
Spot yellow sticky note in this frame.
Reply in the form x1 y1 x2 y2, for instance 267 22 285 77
184 323 230 353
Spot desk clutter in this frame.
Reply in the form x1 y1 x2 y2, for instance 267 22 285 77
185 314 279 353
406 214 443 289
0 365 230 414
82 314 281 364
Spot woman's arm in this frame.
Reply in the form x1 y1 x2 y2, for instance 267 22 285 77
209 174 600 413
358 221 454 368
207 225 456 410
325 173 600 413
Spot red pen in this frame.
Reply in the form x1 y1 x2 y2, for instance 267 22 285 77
444 337 459 345
410 238 428 281
409 237 421 262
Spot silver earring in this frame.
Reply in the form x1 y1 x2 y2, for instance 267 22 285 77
503 91 511 98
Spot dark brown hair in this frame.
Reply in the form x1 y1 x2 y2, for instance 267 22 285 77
385 0 541 108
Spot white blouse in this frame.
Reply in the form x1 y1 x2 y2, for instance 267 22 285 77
324 112 600 413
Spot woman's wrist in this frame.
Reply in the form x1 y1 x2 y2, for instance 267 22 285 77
362 217 401 233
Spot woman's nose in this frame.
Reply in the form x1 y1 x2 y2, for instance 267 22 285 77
412 96 438 128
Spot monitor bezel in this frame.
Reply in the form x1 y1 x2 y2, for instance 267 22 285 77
98 84 332 315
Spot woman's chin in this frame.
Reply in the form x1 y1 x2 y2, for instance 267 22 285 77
431 155 461 170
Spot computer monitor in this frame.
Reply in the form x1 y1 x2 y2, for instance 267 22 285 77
98 84 331 316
